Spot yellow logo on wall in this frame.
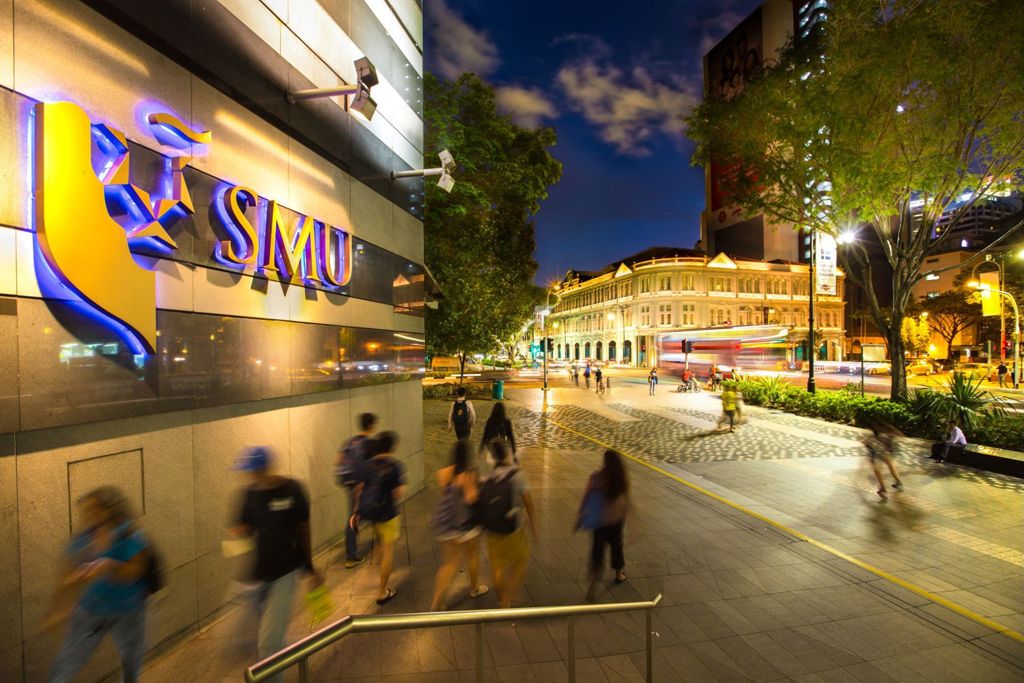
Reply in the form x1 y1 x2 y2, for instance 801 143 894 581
33 102 207 354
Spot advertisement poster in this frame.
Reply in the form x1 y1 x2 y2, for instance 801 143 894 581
815 233 837 295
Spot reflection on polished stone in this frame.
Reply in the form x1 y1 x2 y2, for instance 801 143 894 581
14 298 423 431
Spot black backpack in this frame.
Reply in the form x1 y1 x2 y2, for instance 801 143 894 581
336 434 370 487
143 543 165 595
358 459 391 522
478 468 519 534
452 400 470 430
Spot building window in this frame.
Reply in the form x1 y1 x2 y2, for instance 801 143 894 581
659 275 672 291
658 304 672 326
640 305 651 327
680 274 694 290
640 278 650 294
710 276 732 292
681 304 696 325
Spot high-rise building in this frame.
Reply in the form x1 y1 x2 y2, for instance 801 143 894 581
701 0 807 262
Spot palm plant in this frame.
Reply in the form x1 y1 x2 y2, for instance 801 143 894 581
935 372 1006 433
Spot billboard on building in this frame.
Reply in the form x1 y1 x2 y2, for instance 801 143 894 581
815 233 837 295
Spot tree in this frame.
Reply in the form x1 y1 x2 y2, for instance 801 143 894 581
687 0 1024 400
901 316 930 357
922 290 982 360
424 74 562 378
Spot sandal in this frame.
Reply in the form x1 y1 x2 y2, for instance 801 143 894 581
376 588 397 605
615 573 627 584
469 585 490 599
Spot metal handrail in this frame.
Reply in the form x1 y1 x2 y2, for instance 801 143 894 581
244 594 662 683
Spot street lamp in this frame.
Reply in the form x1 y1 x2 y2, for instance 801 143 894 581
968 281 1020 389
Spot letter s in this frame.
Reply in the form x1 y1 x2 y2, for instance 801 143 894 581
215 185 258 265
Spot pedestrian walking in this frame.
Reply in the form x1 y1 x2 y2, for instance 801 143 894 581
448 387 476 440
595 366 604 394
584 363 592 389
47 487 156 683
480 401 516 463
350 432 407 605
864 420 904 499
572 364 580 386
997 361 1008 388
229 447 321 682
716 383 739 432
429 441 489 610
648 367 658 395
480 441 535 608
577 450 629 601
334 412 377 568
932 419 966 463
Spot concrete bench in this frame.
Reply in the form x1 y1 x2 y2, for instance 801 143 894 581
945 442 1024 478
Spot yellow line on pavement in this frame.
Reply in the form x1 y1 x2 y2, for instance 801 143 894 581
542 416 1024 646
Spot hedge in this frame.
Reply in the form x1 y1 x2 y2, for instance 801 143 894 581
735 377 1024 451
422 382 494 401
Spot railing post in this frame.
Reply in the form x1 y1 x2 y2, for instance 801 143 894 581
475 623 484 683
645 609 653 683
567 616 575 682
299 658 309 683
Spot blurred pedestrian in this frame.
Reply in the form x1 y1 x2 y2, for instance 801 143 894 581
448 387 476 440
716 382 739 432
595 366 604 394
47 487 155 683
577 450 630 601
864 420 904 499
480 401 516 463
572 364 580 386
648 367 658 395
351 431 406 605
997 361 1008 388
480 441 535 608
430 441 489 610
584 363 592 389
230 447 321 682
335 412 377 568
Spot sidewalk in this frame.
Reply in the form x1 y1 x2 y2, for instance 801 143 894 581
142 384 1024 682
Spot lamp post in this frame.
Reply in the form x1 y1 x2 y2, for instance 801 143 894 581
807 228 817 393
969 281 1020 389
971 255 1007 363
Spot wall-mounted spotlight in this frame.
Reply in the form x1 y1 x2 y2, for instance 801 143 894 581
392 149 457 193
287 57 379 122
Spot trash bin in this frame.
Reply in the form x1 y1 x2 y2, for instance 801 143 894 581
492 379 505 400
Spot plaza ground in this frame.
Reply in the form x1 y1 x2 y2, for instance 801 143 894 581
141 378 1024 682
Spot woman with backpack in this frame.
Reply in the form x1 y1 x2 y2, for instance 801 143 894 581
481 440 535 608
480 401 516 463
577 450 629 601
429 441 489 610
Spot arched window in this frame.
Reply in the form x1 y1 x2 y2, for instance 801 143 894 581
623 339 632 362
575 343 580 360
596 341 603 360
608 340 617 361
584 342 591 358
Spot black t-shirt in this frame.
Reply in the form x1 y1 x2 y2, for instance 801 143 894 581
360 456 406 521
238 478 311 581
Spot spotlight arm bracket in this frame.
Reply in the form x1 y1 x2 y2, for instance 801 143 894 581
286 84 361 104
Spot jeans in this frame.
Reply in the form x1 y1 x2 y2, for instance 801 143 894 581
649 383 656 395
590 522 625 572
345 486 359 560
49 605 146 683
255 571 300 683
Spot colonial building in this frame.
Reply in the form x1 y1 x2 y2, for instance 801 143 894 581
549 247 846 366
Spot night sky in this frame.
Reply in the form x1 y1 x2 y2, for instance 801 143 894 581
423 0 762 283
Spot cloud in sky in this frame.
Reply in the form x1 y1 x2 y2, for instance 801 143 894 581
424 0 499 80
495 85 557 128
556 42 699 157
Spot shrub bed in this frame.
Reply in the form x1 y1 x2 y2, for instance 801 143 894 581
422 382 494 401
736 377 1024 451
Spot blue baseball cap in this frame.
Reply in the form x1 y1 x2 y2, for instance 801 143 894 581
233 446 273 472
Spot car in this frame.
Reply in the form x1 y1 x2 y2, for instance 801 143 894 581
865 362 892 375
953 362 992 381
907 358 939 376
